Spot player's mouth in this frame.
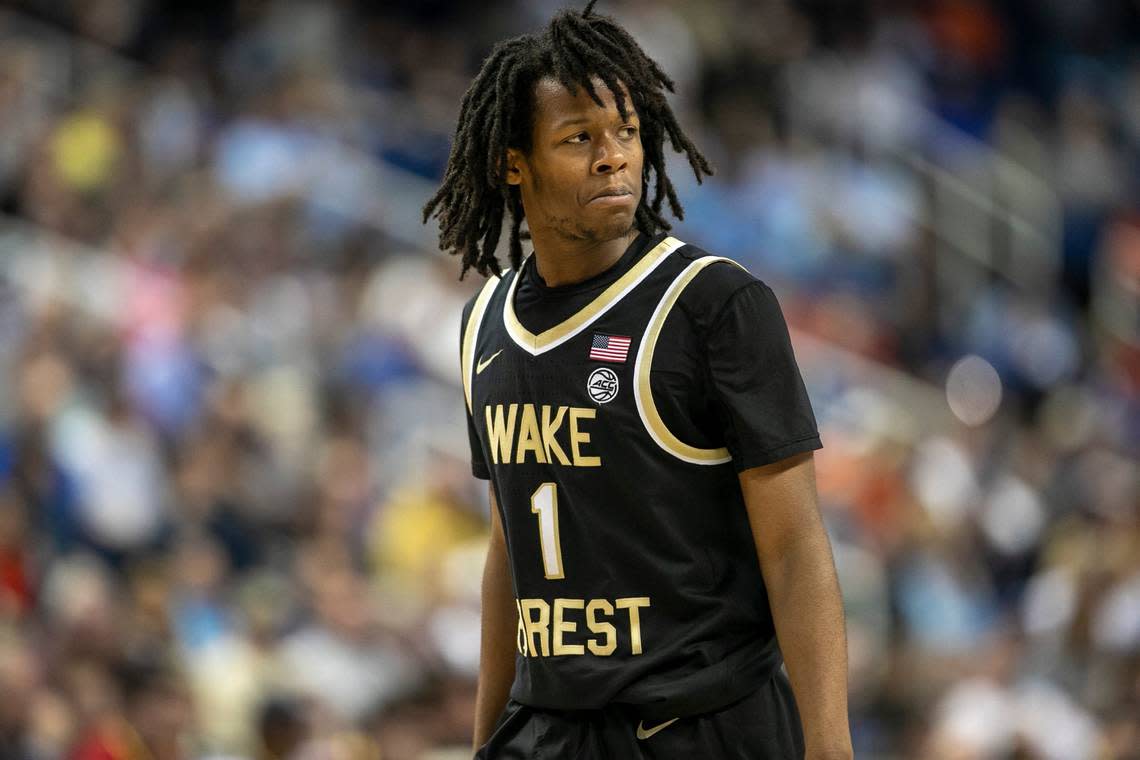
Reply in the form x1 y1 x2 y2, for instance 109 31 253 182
587 186 635 206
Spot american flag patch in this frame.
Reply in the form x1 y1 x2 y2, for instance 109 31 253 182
589 333 631 363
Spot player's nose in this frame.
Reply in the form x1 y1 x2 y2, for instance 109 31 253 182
592 133 628 175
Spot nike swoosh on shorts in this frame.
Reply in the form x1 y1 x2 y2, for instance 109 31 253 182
635 718 679 740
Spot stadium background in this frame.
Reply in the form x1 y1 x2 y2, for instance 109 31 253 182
0 0 1137 757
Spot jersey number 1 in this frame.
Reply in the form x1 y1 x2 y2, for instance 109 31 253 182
530 483 564 579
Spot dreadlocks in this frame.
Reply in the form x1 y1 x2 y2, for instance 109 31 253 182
423 0 713 279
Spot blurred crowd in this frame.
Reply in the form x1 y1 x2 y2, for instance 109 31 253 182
0 0 1136 758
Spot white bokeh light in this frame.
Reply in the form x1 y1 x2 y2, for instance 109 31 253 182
981 475 1046 556
946 355 1003 426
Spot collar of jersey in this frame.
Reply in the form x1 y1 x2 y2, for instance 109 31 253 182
503 235 684 356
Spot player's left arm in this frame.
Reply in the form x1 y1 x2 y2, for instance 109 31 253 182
740 451 853 760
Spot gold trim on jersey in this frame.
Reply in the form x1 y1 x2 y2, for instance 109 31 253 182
462 275 501 413
634 256 745 465
502 236 685 356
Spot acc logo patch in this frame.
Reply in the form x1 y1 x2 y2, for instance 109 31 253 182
587 367 619 404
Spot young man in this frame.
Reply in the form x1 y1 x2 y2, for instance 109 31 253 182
424 3 852 758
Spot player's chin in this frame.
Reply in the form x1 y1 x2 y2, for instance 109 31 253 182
585 204 638 237
591 217 636 243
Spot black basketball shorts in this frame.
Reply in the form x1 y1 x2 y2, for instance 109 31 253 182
475 671 805 759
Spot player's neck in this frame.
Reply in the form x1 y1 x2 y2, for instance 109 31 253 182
529 229 639 288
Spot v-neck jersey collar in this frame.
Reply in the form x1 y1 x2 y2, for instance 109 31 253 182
522 232 659 297
502 233 684 356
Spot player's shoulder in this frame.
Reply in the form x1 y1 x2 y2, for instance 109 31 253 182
672 239 770 320
460 271 506 326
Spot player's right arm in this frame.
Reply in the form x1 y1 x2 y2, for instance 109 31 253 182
472 485 517 750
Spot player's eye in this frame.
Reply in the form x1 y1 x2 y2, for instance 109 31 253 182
619 125 638 138
565 132 589 144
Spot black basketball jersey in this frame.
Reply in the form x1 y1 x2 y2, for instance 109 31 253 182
460 232 821 721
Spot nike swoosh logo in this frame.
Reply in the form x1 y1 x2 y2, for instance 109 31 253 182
476 349 503 374
635 718 678 740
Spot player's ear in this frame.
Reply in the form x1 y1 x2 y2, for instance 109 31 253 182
505 148 524 186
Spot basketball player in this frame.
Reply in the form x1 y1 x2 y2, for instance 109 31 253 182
424 3 852 757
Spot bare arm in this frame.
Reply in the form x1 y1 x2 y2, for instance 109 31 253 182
472 485 517 750
740 451 852 760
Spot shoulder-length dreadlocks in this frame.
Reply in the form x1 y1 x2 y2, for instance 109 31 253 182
422 0 713 279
